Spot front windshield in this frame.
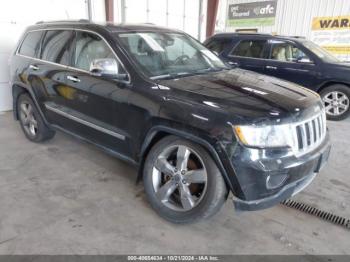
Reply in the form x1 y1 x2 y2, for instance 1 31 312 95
302 40 340 63
116 32 228 79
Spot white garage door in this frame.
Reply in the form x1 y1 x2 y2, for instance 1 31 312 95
121 0 201 38
0 0 88 111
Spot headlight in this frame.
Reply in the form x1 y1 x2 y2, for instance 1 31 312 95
234 124 296 148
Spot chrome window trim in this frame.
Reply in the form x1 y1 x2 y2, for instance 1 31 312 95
16 53 69 69
45 103 126 141
228 53 316 66
15 28 131 83
227 54 269 61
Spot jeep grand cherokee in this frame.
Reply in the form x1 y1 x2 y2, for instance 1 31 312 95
10 21 331 223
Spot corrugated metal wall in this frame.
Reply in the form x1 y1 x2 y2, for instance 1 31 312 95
224 0 350 39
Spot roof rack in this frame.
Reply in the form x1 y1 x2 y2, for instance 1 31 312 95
36 19 91 24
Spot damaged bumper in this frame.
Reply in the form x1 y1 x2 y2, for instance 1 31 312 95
231 131 331 211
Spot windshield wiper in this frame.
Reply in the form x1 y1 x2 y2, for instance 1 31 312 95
150 68 227 80
193 67 227 74
150 72 193 80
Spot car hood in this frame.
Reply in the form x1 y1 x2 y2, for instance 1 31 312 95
157 68 321 123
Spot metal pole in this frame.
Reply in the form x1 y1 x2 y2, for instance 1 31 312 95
198 0 203 40
183 0 186 31
206 0 219 38
105 0 114 22
87 0 92 21
146 0 150 23
166 0 169 27
121 0 126 23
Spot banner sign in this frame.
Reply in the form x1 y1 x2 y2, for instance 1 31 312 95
227 0 277 27
311 16 350 61
312 16 350 30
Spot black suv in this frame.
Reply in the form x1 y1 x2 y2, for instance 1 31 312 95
10 21 331 223
204 33 350 121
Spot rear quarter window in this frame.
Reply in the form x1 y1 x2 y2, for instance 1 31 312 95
18 31 43 58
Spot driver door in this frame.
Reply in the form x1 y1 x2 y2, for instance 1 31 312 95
52 30 131 155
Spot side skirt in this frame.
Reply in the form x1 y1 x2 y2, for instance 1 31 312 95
51 124 138 167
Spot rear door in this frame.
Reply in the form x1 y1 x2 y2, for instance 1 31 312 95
264 39 321 88
36 30 74 117
24 29 72 118
226 39 268 74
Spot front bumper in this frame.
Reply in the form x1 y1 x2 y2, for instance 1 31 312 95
231 131 331 211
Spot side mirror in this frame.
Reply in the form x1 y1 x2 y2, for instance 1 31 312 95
90 58 128 80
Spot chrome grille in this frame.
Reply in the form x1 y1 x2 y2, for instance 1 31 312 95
294 111 326 154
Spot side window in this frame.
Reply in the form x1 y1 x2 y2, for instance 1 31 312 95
270 41 311 62
74 31 117 71
230 40 267 58
18 31 43 57
40 30 74 65
206 39 231 55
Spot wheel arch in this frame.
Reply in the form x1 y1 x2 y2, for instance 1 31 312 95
12 83 51 127
317 81 350 93
12 84 29 120
136 125 237 194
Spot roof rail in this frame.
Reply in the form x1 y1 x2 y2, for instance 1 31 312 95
237 32 271 35
36 19 90 24
215 32 271 36
274 34 306 39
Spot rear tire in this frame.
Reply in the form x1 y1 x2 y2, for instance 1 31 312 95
17 93 55 142
143 136 227 224
320 84 350 121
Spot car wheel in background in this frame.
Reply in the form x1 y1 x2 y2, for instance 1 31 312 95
320 84 350 121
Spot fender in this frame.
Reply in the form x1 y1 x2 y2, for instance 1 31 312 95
137 125 244 196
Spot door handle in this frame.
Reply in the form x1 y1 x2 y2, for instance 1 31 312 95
266 65 277 70
67 75 80 83
228 61 239 66
29 64 39 70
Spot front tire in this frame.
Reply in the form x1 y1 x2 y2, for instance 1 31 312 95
143 136 227 223
17 93 55 142
320 84 350 121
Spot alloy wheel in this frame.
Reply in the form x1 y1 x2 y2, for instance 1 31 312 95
323 91 349 116
152 145 208 211
19 102 38 137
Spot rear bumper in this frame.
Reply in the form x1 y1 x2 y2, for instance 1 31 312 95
231 132 331 211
